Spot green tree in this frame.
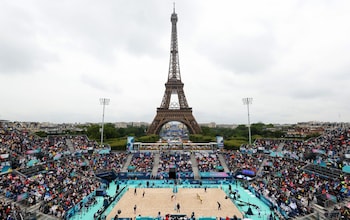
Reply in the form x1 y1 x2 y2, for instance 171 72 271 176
104 123 118 139
86 124 100 140
84 122 287 149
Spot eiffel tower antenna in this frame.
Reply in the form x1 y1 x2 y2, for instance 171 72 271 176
168 2 181 82
147 7 201 135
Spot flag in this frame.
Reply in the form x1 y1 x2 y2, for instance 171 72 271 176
127 136 135 151
216 136 224 148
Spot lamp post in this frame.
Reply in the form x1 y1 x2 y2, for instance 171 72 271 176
100 98 110 147
242 97 253 146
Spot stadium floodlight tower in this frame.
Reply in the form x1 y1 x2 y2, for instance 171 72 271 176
242 97 253 146
99 98 110 147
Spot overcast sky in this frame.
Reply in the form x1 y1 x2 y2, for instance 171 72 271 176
1 0 350 125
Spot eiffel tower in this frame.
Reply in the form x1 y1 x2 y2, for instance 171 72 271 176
147 7 201 135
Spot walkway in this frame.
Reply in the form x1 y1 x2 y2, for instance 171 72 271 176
217 154 230 172
152 153 160 177
190 153 200 180
65 139 75 153
276 143 284 152
256 158 267 177
121 154 133 172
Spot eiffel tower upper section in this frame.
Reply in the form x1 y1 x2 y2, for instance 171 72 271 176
147 7 201 135
159 6 189 109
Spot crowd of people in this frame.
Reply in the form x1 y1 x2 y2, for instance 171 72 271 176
223 151 262 175
195 152 222 172
158 151 192 173
129 152 154 173
36 158 101 218
225 126 350 219
1 122 350 219
0 125 110 219
88 152 128 172
0 201 25 220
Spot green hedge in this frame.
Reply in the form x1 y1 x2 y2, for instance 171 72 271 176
106 138 127 151
224 139 246 150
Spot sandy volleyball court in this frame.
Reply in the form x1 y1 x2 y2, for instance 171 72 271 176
107 187 243 220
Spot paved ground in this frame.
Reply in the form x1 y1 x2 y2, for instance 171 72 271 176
106 187 243 220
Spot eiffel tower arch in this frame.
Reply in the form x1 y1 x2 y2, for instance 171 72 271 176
147 7 201 135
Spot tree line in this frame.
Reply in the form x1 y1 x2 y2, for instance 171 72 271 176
78 122 287 150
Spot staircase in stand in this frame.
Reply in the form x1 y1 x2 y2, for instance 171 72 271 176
152 153 160 178
190 153 200 180
217 154 230 173
121 154 133 172
256 158 267 177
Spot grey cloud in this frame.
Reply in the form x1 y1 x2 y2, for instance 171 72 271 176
197 32 276 74
0 3 56 74
264 79 333 100
0 40 56 75
80 73 121 94
33 1 172 60
290 87 332 100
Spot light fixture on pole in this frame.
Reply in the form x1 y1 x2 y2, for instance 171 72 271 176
100 98 110 147
242 97 253 146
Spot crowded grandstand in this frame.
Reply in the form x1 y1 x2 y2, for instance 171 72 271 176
0 121 350 220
